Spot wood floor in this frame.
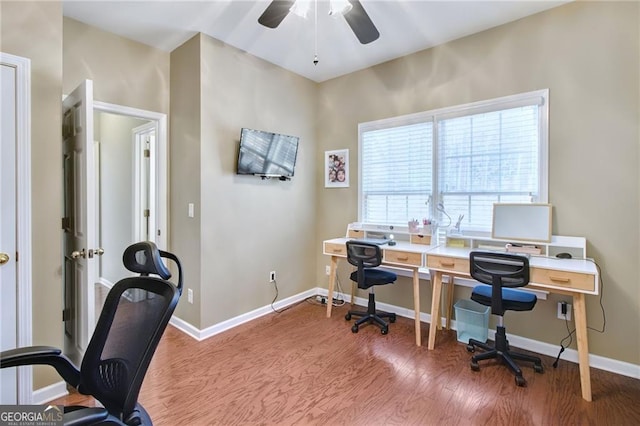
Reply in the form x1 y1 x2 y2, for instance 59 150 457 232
53 299 640 425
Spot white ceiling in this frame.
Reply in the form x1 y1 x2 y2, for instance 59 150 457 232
63 0 569 82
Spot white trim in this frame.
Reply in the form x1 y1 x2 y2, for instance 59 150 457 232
1 52 33 404
93 101 167 249
170 286 639 381
32 381 67 405
169 289 318 341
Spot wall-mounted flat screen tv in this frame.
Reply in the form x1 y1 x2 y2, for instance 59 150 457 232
237 128 299 180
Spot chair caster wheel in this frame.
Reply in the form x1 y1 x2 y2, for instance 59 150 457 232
534 364 544 374
466 344 475 352
351 325 359 333
381 327 388 335
515 375 527 387
470 361 479 371
389 315 396 323
345 313 351 321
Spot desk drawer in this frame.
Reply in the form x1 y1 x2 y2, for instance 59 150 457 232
410 234 432 245
427 255 469 274
531 268 595 293
384 250 422 266
348 229 364 238
324 242 346 256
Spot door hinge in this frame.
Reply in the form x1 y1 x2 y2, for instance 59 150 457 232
62 308 71 322
144 209 150 217
144 149 150 158
62 217 70 229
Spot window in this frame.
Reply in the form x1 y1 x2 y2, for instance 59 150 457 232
358 90 548 232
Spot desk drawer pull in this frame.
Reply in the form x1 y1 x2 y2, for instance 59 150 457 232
332 248 343 253
439 261 455 267
396 256 409 261
550 276 570 283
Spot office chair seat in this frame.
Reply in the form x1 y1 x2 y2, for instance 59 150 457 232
465 251 543 387
344 241 397 335
471 284 537 312
349 268 397 289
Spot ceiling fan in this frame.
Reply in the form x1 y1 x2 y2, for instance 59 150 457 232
258 0 380 45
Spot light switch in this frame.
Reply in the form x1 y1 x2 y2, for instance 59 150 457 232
188 203 194 218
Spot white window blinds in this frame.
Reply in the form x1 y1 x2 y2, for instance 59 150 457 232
438 105 539 230
359 90 548 231
361 122 433 225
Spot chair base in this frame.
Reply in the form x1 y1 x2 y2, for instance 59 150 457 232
467 325 543 387
345 293 396 335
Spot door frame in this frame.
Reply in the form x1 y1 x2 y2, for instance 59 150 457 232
1 52 33 404
93 101 167 249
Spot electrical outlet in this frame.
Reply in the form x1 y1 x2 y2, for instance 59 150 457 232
557 301 572 321
325 265 331 275
187 288 193 304
269 271 276 282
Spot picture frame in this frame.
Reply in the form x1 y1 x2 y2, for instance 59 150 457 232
324 149 349 188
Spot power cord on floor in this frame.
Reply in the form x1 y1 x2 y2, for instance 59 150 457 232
552 258 606 368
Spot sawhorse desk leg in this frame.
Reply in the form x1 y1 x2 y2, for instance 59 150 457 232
326 256 338 318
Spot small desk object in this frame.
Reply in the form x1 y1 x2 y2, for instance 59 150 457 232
323 224 599 401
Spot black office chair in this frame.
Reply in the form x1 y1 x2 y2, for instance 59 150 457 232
344 241 397 335
1 241 183 425
466 251 543 387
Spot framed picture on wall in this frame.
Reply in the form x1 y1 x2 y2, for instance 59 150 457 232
325 149 349 188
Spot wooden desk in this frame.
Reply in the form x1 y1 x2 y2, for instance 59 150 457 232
425 245 598 401
323 238 599 401
324 238 431 346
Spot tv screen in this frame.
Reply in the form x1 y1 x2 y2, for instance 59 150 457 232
237 128 299 179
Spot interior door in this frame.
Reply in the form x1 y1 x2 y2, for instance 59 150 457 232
62 80 96 359
0 60 18 404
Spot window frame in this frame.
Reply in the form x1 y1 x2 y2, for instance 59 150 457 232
357 89 549 232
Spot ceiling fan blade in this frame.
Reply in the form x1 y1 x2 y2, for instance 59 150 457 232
344 0 380 44
258 0 296 29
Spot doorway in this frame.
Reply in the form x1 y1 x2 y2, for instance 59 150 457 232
62 82 167 363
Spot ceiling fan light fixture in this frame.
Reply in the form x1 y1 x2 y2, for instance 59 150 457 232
328 0 353 16
290 0 312 19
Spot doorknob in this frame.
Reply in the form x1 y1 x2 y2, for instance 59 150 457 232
70 249 86 259
0 252 9 265
93 248 105 256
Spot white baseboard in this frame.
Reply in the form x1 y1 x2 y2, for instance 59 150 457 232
170 288 318 341
33 381 67 405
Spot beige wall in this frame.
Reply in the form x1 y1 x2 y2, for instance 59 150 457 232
169 34 318 329
1 1 63 389
63 17 170 113
169 35 202 327
316 1 640 364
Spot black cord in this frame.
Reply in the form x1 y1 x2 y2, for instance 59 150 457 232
553 316 575 368
270 279 294 314
332 274 346 307
552 257 606 367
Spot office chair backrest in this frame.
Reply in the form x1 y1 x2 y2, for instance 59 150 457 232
346 241 383 269
469 251 529 316
79 241 182 424
346 241 383 288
